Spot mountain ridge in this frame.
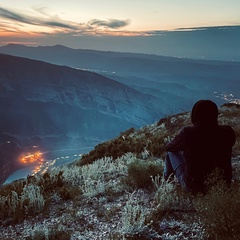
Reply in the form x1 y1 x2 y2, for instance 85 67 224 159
1 44 240 108
0 53 161 124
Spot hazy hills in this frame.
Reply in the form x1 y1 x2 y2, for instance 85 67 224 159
0 44 240 147
2 26 240 61
0 53 164 142
1 44 240 111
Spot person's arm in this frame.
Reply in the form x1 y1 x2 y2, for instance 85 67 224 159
166 128 186 152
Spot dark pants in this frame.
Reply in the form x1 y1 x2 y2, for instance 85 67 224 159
164 152 191 192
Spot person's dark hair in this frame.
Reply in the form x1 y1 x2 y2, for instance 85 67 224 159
191 100 218 125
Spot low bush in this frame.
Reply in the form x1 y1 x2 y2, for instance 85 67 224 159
117 190 153 238
79 137 146 166
194 181 240 239
0 170 79 224
0 183 45 223
126 158 163 189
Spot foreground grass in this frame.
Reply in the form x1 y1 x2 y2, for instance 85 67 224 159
1 153 240 239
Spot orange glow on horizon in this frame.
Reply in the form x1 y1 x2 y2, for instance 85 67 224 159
0 29 45 38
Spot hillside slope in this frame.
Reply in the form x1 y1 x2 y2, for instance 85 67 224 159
0 103 239 239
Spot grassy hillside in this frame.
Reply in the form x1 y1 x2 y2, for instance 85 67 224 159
79 102 240 166
0 103 239 239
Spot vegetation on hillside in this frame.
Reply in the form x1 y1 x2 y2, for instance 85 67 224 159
0 103 239 239
79 103 240 166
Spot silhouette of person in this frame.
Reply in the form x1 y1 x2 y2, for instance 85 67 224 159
164 100 235 193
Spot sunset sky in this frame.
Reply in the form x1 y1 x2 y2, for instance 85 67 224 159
1 0 240 53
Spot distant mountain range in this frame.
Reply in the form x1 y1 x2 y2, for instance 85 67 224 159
1 44 240 108
0 53 164 145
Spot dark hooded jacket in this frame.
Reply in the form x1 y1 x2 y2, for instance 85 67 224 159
166 100 235 192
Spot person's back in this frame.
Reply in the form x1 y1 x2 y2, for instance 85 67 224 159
165 100 236 193
182 124 235 192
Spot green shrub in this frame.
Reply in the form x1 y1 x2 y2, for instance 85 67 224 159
126 159 163 189
57 184 82 200
0 170 78 224
194 181 240 239
37 171 64 194
117 190 155 238
78 134 146 166
0 182 45 224
147 135 166 157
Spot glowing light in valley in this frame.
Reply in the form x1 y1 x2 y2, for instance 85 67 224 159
19 151 44 175
19 151 43 164
18 149 83 177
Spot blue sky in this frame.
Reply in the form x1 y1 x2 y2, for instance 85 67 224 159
0 0 240 54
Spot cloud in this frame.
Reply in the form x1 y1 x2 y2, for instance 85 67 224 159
0 7 131 36
0 7 79 30
44 21 79 30
88 19 130 29
31 6 51 17
0 7 32 24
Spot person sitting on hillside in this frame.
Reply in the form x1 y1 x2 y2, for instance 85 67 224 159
164 99 236 194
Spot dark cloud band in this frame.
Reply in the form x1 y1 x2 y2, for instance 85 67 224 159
44 21 79 30
0 7 31 24
89 19 130 29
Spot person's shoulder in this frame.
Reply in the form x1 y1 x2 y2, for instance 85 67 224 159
181 126 195 135
183 126 194 131
182 126 194 130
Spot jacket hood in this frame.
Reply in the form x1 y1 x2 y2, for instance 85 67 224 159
191 100 218 126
